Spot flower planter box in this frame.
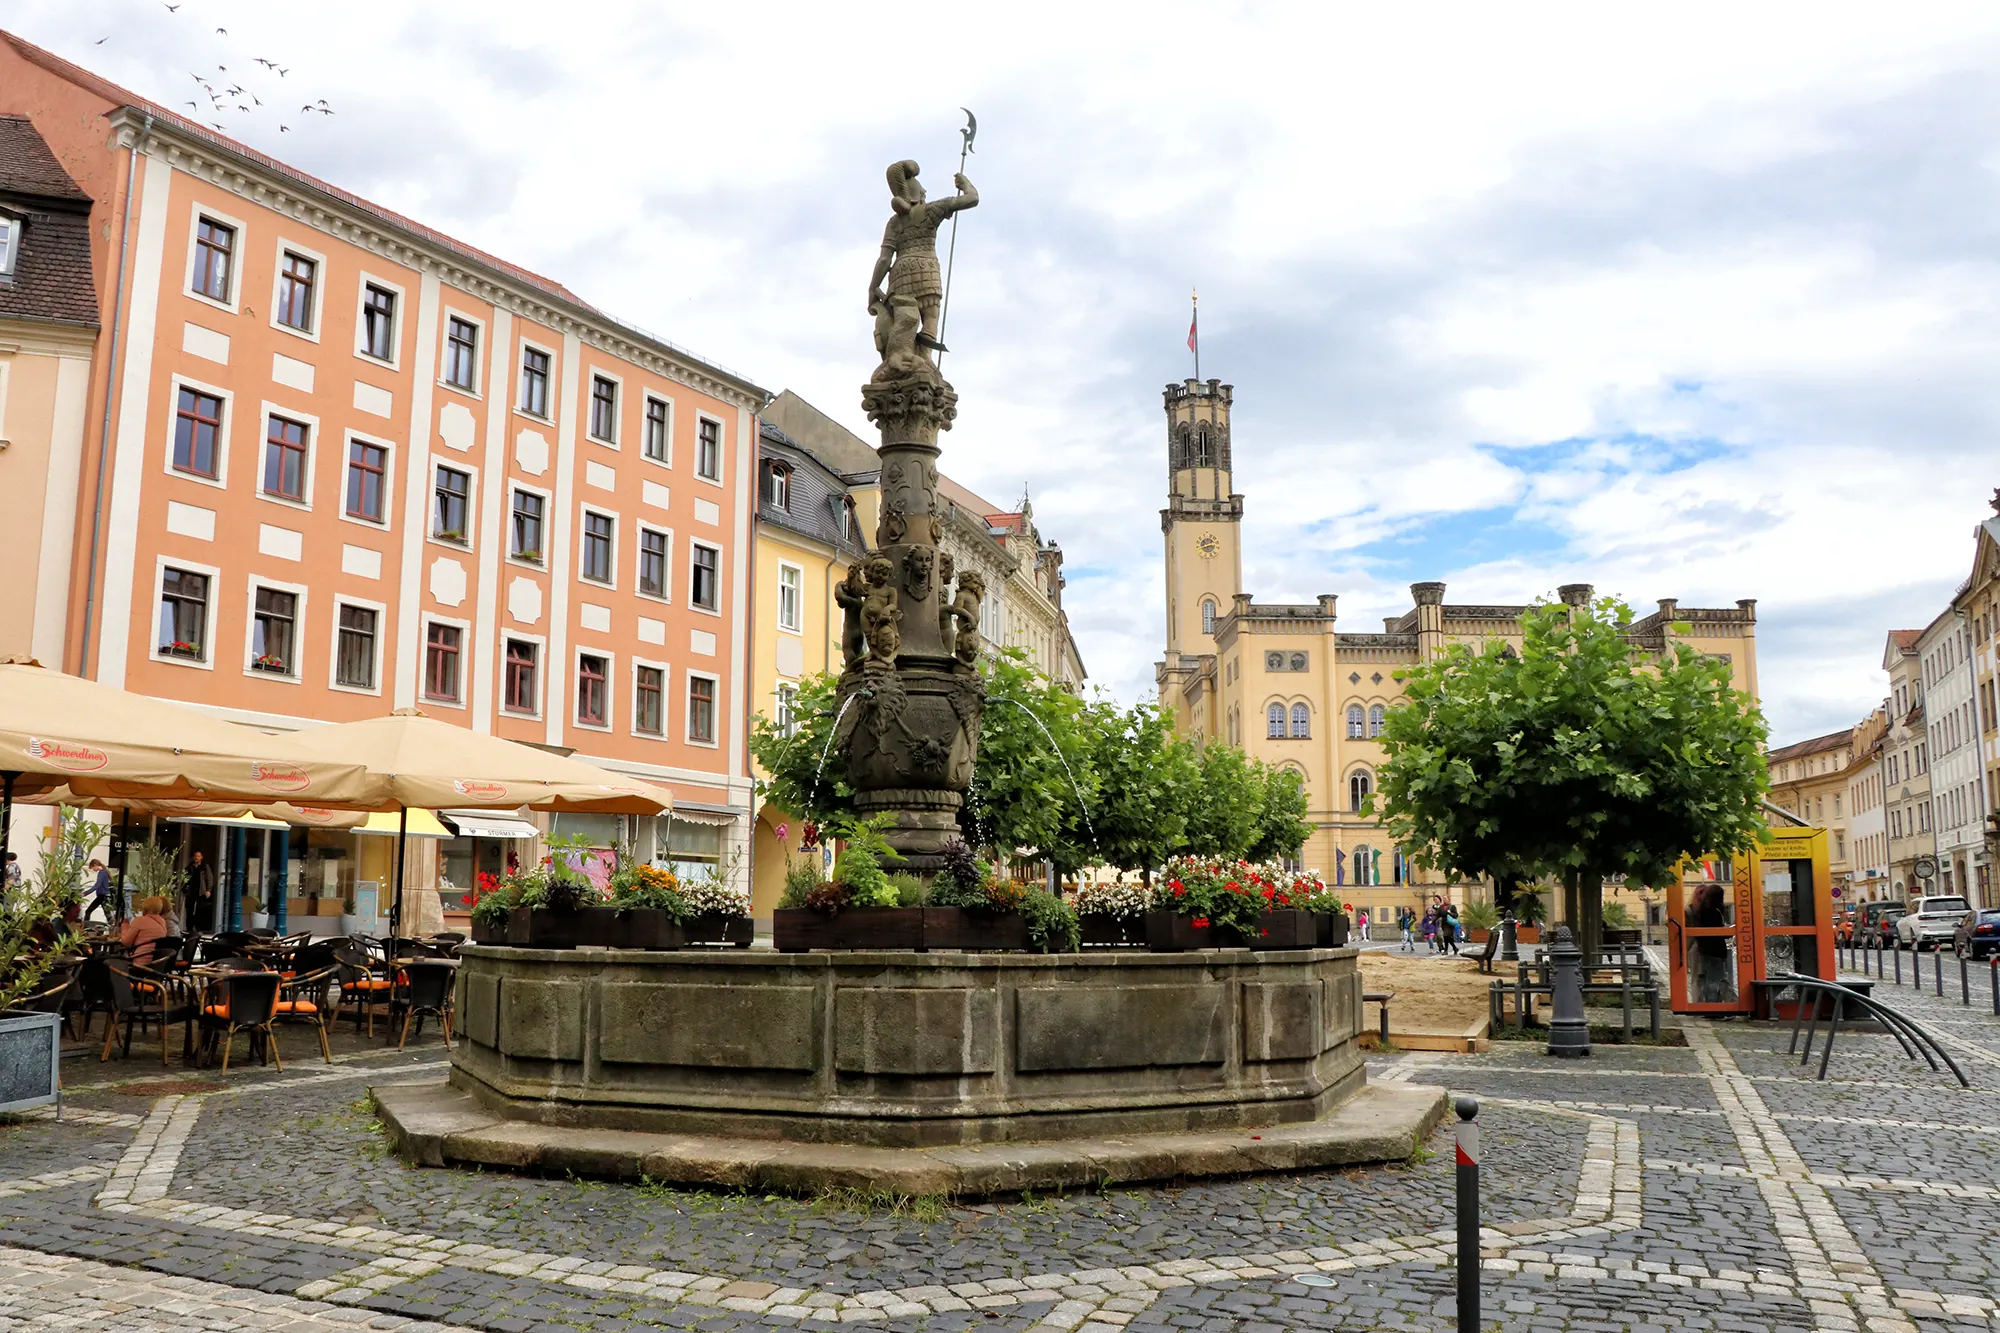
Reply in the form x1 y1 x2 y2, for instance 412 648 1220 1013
1515 925 1542 944
505 906 675 950
1144 910 1222 952
921 908 1029 952
470 917 509 946
0 1009 63 1115
1079 915 1147 947
773 906 926 952
1468 928 1491 945
682 914 754 948
1234 908 1316 950
1313 912 1352 948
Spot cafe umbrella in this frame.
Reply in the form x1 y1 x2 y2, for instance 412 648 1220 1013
279 709 670 941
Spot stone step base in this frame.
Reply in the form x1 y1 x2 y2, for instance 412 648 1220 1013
373 1078 1447 1198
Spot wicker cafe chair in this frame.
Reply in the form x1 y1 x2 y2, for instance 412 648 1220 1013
18 964 78 1040
100 962 197 1064
394 960 455 1051
332 941 392 1036
274 966 337 1063
197 970 282 1072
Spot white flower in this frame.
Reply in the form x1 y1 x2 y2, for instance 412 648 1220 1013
680 876 750 919
1073 880 1153 918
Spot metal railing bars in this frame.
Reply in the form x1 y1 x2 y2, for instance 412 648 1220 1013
1779 972 1968 1087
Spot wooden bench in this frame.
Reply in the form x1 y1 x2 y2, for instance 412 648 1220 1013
1470 930 1502 974
1362 990 1394 1045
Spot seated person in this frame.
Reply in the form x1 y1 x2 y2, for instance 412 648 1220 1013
119 896 171 966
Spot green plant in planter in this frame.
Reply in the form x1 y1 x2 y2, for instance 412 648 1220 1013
928 839 998 910
1511 889 1549 926
834 845 896 907
1 807 97 1009
1019 889 1079 953
1460 900 1501 932
608 865 696 921
1601 900 1634 930
887 871 927 907
469 879 521 930
125 842 187 908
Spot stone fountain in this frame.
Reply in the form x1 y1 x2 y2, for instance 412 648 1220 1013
833 158 986 870
380 156 1444 1196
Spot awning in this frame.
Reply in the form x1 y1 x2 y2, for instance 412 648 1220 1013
351 809 453 840
165 810 293 830
441 810 541 840
659 802 746 828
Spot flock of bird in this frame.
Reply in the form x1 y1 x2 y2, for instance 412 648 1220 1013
93 2 337 138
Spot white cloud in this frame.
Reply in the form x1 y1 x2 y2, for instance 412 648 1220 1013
12 0 2000 741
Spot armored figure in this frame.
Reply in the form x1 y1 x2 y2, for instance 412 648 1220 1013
834 562 869 668
868 160 978 356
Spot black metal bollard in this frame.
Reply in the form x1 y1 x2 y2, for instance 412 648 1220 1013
1500 914 1518 964
1961 952 1970 1006
1545 926 1590 1058
1456 1095 1480 1332
1895 946 1902 985
1991 958 1999 1017
1936 948 1945 997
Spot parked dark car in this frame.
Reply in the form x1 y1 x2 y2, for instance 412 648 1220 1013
1855 901 1904 948
1954 909 2000 960
1875 908 1907 949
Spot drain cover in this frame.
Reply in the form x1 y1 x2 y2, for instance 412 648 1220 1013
1294 1274 1338 1288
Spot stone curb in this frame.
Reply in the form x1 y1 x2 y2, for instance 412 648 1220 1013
373 1078 1447 1196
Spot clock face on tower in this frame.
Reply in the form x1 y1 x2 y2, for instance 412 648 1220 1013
1195 533 1220 559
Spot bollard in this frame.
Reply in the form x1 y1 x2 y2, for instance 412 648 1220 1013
1895 946 1902 985
1936 948 1945 997
1456 1095 1480 1333
1991 958 1999 1017
1961 951 1970 1006
1500 914 1519 964
1545 926 1591 1058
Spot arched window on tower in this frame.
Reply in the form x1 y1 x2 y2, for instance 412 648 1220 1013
1350 769 1373 813
1267 703 1287 739
1368 704 1385 737
1192 425 1214 468
1172 424 1190 470
1291 703 1310 738
1201 599 1217 635
1346 704 1365 738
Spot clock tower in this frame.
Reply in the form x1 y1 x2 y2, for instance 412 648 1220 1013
1160 378 1244 660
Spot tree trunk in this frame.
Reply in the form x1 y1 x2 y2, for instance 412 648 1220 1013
1574 869 1603 974
1562 869 1581 943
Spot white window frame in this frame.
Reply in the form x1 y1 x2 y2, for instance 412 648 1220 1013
183 202 246 314
0 212 19 276
641 393 672 467
149 554 221 672
254 398 319 511
428 458 479 553
506 481 552 570
267 236 327 343
684 668 722 748
339 429 396 533
328 594 387 697
763 460 791 510
438 309 485 398
572 646 616 733
516 337 556 423
634 522 673 603
694 411 725 485
777 561 804 634
419 613 472 709
630 656 671 740
500 631 547 719
775 681 800 738
688 537 723 616
578 504 619 589
163 372 234 492
353 272 406 369
585 367 623 448
242 574 308 684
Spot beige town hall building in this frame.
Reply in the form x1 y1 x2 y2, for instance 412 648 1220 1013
1153 377 1763 920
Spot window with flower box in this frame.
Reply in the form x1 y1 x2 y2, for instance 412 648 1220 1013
157 568 209 661
250 588 297 675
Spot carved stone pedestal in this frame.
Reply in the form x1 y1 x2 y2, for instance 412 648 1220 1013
838 662 982 870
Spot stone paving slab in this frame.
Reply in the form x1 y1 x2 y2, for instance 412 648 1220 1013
374 1079 1449 1196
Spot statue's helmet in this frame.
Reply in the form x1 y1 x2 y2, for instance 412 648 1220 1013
887 160 923 205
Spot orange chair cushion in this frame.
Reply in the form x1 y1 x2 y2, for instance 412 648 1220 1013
274 1000 317 1014
202 1004 229 1019
348 978 393 991
133 982 160 996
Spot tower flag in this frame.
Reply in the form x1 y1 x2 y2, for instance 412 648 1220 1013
1188 288 1199 380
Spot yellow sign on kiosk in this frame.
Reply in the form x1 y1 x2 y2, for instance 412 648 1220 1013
1667 828 1833 1017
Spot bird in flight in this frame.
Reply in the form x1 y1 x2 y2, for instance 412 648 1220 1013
96 37 107 44
255 58 276 68
215 27 227 35
182 100 196 109
163 2 179 10
279 125 290 133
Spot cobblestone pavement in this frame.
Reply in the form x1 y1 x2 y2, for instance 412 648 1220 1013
5 972 2000 1332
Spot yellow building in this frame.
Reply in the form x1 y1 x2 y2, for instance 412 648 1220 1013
1766 728 1856 889
1155 377 1763 920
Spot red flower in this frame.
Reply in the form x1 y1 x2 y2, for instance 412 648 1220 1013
1277 893 1291 907
1260 929 1269 937
1192 917 1210 929
1173 885 1186 898
1261 886 1275 900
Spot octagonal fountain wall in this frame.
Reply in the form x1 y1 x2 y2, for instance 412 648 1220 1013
449 945 1369 1149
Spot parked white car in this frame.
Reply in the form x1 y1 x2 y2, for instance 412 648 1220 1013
1897 895 1973 949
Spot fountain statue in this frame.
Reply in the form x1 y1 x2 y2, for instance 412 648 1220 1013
836 159 985 869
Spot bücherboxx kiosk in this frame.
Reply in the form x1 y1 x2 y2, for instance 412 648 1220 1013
1666 828 1834 1018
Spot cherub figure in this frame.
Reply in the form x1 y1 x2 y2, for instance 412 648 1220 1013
859 555 902 666
834 562 869 668
936 552 958 652
948 570 985 667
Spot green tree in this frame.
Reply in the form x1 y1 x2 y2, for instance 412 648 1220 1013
1247 762 1314 864
1181 742 1265 860
748 671 854 831
1050 697 1195 880
1374 595 1769 963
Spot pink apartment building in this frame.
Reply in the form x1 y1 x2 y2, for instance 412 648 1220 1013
0 33 763 898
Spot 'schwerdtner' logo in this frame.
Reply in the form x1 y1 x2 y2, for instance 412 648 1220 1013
453 779 509 800
249 761 311 792
26 737 108 772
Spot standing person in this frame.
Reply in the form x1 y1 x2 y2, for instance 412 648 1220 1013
186 848 215 935
84 859 114 924
1400 907 1416 952
1356 908 1369 941
3 851 20 889
1444 904 1463 955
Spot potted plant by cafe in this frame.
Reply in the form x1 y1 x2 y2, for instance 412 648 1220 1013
1510 888 1547 944
1074 878 1151 946
0 810 95 1115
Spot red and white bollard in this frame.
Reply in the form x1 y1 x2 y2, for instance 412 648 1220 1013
1456 1095 1479 1330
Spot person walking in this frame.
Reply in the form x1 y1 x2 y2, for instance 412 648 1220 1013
185 848 215 934
1444 904 1463 955
84 858 114 924
1399 907 1416 952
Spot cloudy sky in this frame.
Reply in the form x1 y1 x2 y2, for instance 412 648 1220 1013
12 1 2000 743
